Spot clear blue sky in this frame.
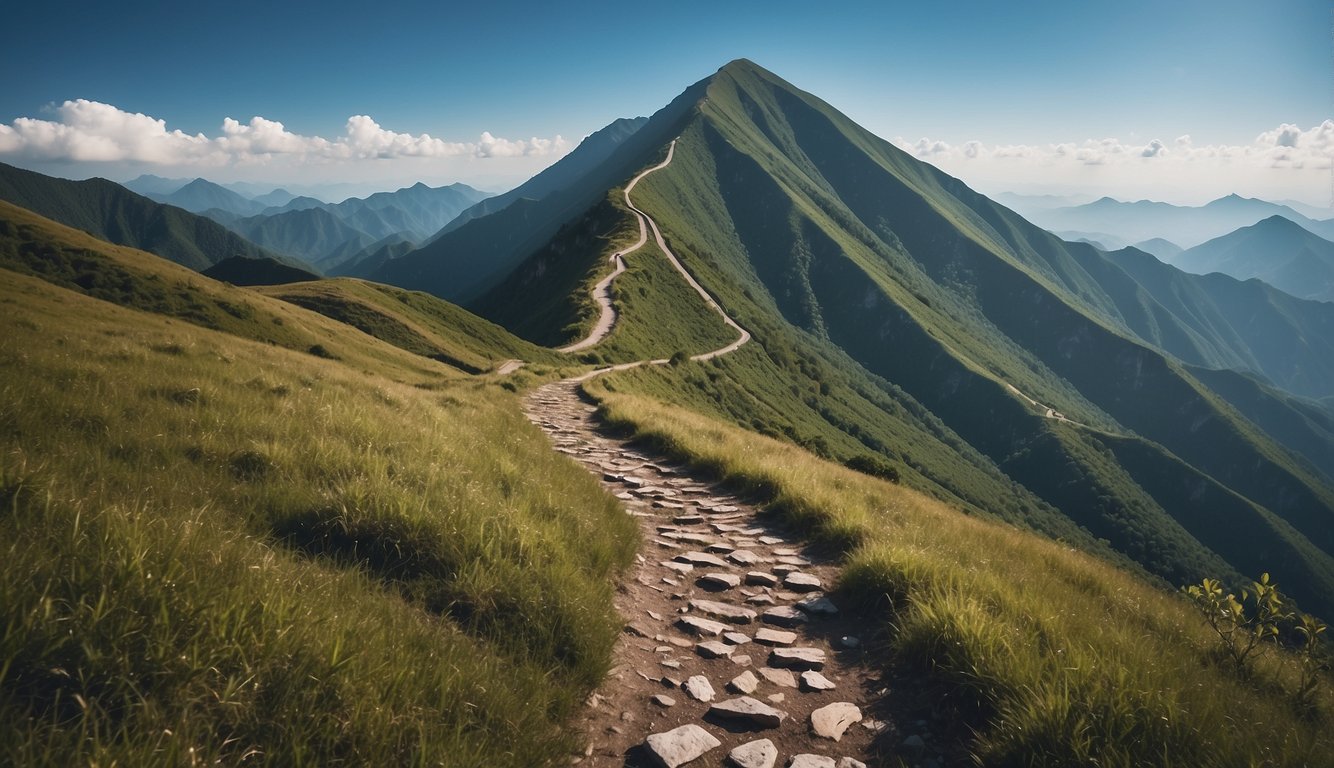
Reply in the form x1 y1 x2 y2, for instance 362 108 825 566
2 0 1329 201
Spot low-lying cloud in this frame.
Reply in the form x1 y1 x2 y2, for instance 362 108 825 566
0 99 569 166
892 121 1334 171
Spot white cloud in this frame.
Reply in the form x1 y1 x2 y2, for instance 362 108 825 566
891 120 1334 171
0 99 569 167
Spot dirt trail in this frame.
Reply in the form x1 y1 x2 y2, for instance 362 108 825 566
525 384 892 767
559 142 683 353
520 142 953 765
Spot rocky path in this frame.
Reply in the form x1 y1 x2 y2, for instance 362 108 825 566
524 383 890 768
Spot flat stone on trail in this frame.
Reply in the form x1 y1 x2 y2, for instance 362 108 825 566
643 724 721 768
707 696 788 729
728 670 759 694
757 668 797 688
800 670 836 691
684 675 716 702
697 640 735 659
810 701 862 741
754 628 797 646
663 531 715 545
728 738 778 768
787 756 836 768
796 596 839 616
651 694 676 707
761 606 808 627
745 571 779 587
698 572 742 590
724 631 751 645
677 615 730 637
690 599 757 624
769 647 827 671
675 551 729 568
783 572 823 592
728 549 761 566
662 561 694 574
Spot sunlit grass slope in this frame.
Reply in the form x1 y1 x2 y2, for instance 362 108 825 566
257 278 568 373
0 210 639 765
588 378 1334 767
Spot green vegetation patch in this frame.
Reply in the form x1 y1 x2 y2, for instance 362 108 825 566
591 384 1334 766
0 266 637 765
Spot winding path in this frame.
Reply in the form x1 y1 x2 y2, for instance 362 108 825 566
516 143 918 766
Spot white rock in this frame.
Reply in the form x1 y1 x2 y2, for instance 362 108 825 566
728 670 759 694
684 675 715 702
708 696 788 729
760 606 808 627
783 571 823 592
643 724 721 768
690 599 757 624
810 702 862 741
697 640 735 659
728 738 778 768
754 628 797 646
800 670 836 691
699 572 742 590
769 647 827 671
757 667 797 688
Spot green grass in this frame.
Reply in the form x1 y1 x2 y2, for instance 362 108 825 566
587 380 1334 766
0 216 639 764
257 278 568 372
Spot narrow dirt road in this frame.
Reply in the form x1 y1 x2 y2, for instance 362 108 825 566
559 142 685 353
516 143 935 766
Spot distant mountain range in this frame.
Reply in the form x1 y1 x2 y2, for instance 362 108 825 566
1170 215 1334 303
1026 194 1334 248
126 175 491 274
0 162 296 271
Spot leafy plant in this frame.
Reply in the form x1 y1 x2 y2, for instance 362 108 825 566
1183 573 1288 672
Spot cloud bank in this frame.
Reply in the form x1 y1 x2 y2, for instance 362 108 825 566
0 100 569 167
887 121 1333 205
892 121 1334 171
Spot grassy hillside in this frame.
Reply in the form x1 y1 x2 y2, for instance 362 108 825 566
257 278 567 373
587 379 1333 766
0 162 292 271
0 205 639 764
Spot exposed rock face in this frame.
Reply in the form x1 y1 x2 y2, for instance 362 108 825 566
643 723 721 767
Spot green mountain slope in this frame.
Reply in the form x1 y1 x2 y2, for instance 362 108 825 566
447 59 1334 617
0 162 292 271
